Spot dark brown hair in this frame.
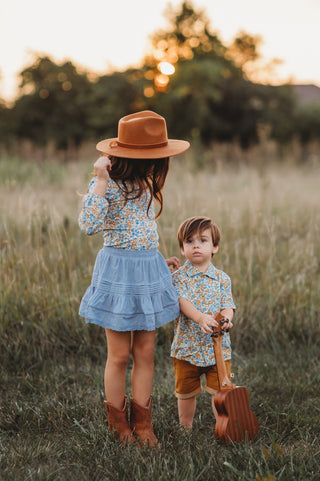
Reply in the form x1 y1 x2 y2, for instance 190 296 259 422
177 216 221 248
108 156 170 218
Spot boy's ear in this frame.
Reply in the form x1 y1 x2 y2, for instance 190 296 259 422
212 245 219 255
180 246 185 257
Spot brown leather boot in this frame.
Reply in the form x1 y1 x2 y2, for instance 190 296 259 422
130 396 160 448
104 396 135 445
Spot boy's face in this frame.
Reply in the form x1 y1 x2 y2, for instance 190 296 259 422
180 228 219 272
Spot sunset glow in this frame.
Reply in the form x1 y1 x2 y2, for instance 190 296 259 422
1 0 319 101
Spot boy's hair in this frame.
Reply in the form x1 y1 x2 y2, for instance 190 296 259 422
177 216 221 248
109 156 170 218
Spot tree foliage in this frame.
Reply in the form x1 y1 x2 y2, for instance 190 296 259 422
146 1 227 65
0 1 316 157
295 103 320 143
12 56 92 149
226 31 262 69
141 1 295 147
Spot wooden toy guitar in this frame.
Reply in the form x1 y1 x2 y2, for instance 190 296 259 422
211 312 259 443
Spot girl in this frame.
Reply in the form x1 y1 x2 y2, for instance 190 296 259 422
78 110 190 447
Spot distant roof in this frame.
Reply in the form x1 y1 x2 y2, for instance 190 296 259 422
291 84 320 105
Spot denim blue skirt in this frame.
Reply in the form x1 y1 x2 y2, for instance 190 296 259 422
79 246 179 331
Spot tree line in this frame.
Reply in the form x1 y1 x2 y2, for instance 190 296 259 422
0 2 319 157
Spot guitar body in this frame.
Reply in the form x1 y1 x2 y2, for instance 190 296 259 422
211 312 259 443
214 386 259 442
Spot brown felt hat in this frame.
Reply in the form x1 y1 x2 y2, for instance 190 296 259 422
96 110 190 159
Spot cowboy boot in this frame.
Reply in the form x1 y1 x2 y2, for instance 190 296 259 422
130 396 160 448
104 396 135 445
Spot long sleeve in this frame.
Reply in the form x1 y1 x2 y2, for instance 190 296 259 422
78 178 109 235
78 176 159 249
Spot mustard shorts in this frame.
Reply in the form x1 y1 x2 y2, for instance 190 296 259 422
173 357 231 399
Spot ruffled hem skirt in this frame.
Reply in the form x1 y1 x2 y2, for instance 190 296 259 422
79 246 179 331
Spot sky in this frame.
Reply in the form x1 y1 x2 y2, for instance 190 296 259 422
1 0 319 102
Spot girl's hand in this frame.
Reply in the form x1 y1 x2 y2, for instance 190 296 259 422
197 314 219 335
94 156 112 181
166 256 180 271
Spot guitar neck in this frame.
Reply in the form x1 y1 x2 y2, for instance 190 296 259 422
212 313 235 389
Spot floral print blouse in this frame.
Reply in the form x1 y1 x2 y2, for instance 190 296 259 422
78 177 159 250
171 260 236 366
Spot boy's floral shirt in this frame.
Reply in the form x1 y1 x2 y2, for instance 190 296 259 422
171 260 236 366
78 177 159 250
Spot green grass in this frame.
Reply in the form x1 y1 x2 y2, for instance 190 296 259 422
1 154 320 480
1 348 320 480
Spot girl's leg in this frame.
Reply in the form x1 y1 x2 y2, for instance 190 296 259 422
104 328 131 410
178 396 196 429
130 330 159 447
131 329 156 406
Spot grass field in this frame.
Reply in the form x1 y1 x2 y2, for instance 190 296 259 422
0 153 320 480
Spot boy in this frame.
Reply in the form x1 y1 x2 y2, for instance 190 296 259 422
171 216 236 429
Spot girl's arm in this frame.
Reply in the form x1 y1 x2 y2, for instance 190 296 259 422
93 156 111 196
78 157 112 235
166 256 180 271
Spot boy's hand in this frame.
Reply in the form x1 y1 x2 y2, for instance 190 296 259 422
197 314 219 334
166 256 180 271
94 156 112 181
221 318 233 330
219 308 234 331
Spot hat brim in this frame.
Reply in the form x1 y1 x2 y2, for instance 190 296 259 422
96 138 190 159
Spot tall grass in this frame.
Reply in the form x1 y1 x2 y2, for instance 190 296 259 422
1 154 320 480
0 160 320 364
160 159 320 350
1 154 319 364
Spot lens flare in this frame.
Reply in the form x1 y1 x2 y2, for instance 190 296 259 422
158 62 175 76
154 74 169 88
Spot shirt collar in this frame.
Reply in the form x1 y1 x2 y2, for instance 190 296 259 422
183 260 219 280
